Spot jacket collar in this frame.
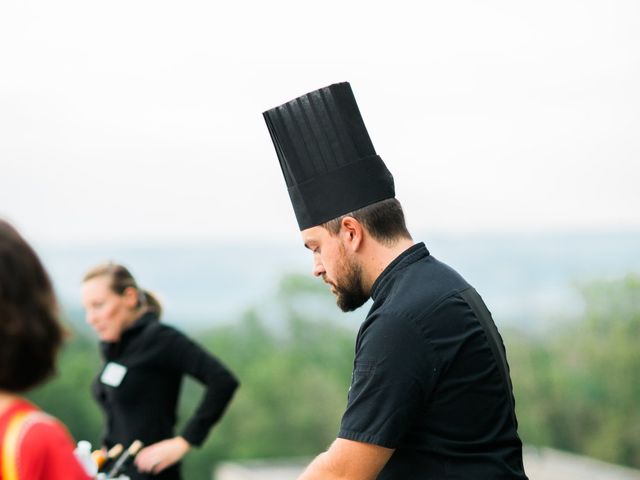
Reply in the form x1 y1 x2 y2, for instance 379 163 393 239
370 242 429 302
100 311 158 358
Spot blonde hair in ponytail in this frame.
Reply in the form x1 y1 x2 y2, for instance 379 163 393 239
83 262 162 318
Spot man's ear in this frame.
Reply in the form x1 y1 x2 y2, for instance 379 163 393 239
340 217 364 252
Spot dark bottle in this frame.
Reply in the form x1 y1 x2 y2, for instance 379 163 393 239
98 443 123 474
107 440 144 478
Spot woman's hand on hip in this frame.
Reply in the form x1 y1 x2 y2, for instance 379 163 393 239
135 436 191 474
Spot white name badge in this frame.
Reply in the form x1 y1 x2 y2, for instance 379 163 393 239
100 362 128 387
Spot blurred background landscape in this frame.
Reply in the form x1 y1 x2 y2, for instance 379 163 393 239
28 231 640 478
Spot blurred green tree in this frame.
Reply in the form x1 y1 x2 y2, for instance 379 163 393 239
26 328 103 446
509 274 640 468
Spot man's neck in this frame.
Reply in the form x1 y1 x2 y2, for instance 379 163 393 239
362 238 415 293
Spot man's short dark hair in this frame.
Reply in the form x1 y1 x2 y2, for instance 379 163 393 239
322 198 412 246
0 220 63 392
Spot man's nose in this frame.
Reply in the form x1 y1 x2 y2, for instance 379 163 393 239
312 258 325 277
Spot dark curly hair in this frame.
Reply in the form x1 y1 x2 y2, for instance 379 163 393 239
0 220 63 392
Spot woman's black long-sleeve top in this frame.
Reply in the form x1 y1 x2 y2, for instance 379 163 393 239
91 311 239 479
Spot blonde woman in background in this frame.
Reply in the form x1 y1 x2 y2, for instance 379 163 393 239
82 262 239 480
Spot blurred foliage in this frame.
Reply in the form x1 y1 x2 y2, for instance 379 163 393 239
25 273 640 478
26 330 103 445
508 274 640 468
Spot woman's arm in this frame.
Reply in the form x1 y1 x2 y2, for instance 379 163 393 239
135 436 191 474
166 330 239 446
135 327 239 473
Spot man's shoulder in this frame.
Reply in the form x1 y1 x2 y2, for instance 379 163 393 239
380 255 470 316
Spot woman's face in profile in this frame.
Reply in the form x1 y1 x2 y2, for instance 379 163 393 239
81 276 137 342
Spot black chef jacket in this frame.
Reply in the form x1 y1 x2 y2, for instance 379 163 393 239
338 243 528 479
92 312 239 480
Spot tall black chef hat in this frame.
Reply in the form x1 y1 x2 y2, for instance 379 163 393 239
262 82 395 230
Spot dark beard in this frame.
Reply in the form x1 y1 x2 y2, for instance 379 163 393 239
334 256 369 312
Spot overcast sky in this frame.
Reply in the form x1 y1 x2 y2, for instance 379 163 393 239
1 0 638 247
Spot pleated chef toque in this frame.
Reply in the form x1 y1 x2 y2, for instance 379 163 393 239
263 82 395 230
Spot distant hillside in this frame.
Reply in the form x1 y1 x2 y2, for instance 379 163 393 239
40 231 640 331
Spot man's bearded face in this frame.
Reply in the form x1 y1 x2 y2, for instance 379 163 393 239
326 245 369 312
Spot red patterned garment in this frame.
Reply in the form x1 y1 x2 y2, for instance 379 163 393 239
0 399 90 480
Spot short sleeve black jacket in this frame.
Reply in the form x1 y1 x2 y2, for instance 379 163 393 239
338 243 528 479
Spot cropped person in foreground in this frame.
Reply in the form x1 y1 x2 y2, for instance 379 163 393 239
0 219 90 480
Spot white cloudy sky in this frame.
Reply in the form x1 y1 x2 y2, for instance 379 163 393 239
1 0 638 246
